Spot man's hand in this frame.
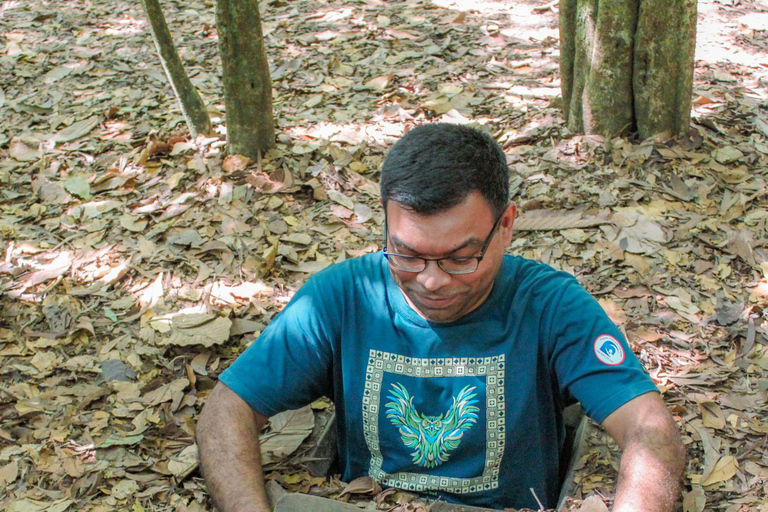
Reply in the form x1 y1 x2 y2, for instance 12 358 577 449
197 382 271 512
602 391 685 512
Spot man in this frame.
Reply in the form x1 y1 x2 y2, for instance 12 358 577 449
197 124 685 512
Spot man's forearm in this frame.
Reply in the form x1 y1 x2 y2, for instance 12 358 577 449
197 383 272 512
611 426 685 512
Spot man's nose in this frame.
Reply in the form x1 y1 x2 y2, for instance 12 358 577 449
416 260 452 291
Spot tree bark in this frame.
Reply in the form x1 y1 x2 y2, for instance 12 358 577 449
634 0 697 139
560 0 697 139
141 0 212 137
216 0 275 158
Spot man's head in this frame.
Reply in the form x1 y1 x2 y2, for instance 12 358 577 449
380 123 510 218
380 124 516 323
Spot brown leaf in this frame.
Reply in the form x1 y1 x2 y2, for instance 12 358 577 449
223 154 253 172
725 228 757 265
514 209 612 231
230 318 265 336
692 95 716 105
9 137 42 161
146 140 172 157
629 329 664 343
282 260 332 274
683 487 706 512
163 316 233 347
168 445 198 478
598 299 627 325
364 73 393 92
120 213 148 232
327 190 355 210
0 460 19 486
49 115 100 142
577 495 609 512
190 352 211 376
142 378 189 406
695 397 726 430
20 252 73 289
338 476 382 497
261 406 315 465
701 456 738 486
386 30 419 40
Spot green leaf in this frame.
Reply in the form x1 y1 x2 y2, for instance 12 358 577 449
103 307 118 323
64 176 91 200
98 433 144 448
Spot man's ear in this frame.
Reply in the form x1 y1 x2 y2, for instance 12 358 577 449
500 203 517 246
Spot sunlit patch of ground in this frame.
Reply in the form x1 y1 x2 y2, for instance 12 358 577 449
696 0 768 91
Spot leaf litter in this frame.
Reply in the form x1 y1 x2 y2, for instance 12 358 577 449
1 0 768 511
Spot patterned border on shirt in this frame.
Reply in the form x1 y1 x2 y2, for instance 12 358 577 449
362 350 507 494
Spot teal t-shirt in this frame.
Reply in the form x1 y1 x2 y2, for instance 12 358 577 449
220 253 657 510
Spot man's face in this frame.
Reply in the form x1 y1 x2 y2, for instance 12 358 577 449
385 191 516 323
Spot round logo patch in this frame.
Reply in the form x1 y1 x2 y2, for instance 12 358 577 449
593 335 625 366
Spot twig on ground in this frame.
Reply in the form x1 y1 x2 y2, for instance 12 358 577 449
530 488 545 512
533 1 559 13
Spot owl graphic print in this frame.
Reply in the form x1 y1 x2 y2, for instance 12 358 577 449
363 351 506 494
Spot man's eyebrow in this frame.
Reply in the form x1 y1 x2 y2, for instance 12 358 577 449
389 233 483 255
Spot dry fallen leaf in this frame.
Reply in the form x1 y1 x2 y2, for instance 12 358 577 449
683 487 706 512
9 137 42 161
261 406 315 465
327 190 355 210
49 115 100 142
701 455 739 486
162 315 233 347
576 495 609 512
695 396 726 430
338 476 383 497
514 209 612 231
120 213 148 232
0 460 19 486
168 444 198 477
364 73 393 92
64 176 91 200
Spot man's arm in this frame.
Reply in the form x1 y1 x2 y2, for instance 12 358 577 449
601 391 686 512
197 382 271 512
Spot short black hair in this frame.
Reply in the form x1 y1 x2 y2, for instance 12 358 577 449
380 123 509 218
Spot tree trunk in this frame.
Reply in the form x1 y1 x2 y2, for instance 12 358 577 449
141 0 212 137
559 0 697 139
216 0 275 158
634 0 698 138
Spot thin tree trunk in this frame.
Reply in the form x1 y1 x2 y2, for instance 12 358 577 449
559 0 697 139
216 0 275 158
141 0 212 137
560 0 578 125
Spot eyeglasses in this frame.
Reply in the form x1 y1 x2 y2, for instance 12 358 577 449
383 213 503 275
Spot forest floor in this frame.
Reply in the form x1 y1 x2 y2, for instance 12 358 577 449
1 0 768 511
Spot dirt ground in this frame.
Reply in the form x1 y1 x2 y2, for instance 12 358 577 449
0 0 767 511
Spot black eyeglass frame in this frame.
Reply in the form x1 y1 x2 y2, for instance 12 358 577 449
383 212 504 275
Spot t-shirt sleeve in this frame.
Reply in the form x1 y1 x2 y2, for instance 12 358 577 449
218 276 336 417
546 277 658 424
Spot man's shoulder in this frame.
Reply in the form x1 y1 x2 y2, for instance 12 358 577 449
491 255 588 319
500 254 579 289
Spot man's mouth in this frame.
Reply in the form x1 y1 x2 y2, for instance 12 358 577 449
415 294 458 308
